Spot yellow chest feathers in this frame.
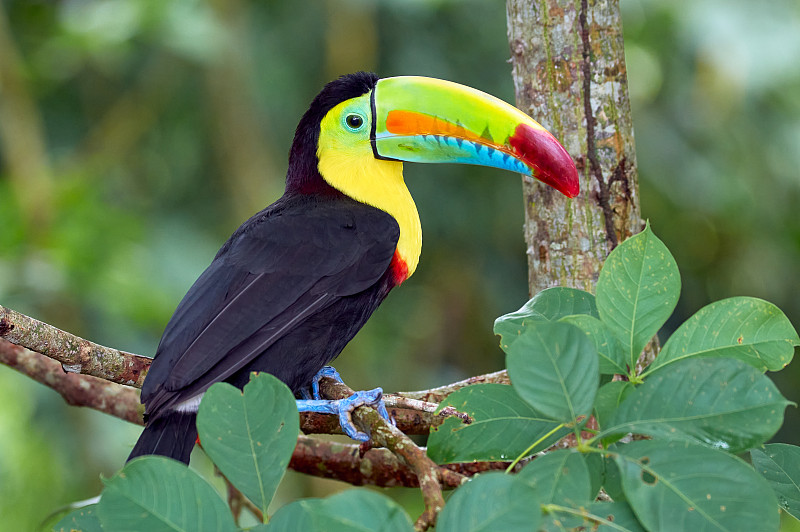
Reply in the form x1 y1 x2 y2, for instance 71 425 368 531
316 107 422 277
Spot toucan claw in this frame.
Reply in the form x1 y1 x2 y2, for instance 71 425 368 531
311 365 343 400
296 376 393 442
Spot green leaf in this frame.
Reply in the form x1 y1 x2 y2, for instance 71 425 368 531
560 314 627 375
517 450 592 530
494 287 597 350
545 501 645 532
266 489 414 532
602 358 790 453
648 297 799 375
435 472 541 532
196 372 299 516
751 444 800 520
584 451 606 500
52 505 102 532
615 440 780 532
427 384 567 464
517 449 591 507
586 501 645 531
602 454 626 502
506 321 599 423
594 380 634 430
97 456 236 532
596 224 680 371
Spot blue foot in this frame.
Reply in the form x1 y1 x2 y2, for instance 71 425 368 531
299 366 343 400
296 387 391 441
312 365 342 400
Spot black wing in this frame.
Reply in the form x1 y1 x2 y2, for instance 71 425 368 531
142 194 399 417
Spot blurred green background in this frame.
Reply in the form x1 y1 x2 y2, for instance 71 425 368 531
0 0 797 529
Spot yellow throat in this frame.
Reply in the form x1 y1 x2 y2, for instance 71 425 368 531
317 99 422 278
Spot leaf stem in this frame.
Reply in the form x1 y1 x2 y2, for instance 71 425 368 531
543 503 633 532
504 423 565 473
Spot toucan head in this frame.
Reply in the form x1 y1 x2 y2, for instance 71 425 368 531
287 72 579 199
286 72 579 279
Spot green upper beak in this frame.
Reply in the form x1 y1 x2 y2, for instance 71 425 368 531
370 76 579 198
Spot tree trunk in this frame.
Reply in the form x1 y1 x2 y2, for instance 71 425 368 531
507 0 643 296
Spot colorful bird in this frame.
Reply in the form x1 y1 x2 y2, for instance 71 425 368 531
129 72 579 463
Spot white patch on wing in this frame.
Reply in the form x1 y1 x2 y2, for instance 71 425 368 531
175 392 205 413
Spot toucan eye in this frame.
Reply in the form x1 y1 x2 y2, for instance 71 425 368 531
345 113 365 131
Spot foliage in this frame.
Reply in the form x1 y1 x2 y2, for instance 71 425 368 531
54 226 800 531
0 3 521 523
2 0 799 527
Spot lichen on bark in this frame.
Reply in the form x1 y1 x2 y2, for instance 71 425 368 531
506 0 643 296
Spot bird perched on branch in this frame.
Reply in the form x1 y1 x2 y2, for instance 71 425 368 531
129 72 579 464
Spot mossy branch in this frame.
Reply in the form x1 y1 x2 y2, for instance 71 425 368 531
0 304 513 530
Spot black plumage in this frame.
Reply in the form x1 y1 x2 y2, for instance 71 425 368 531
130 73 400 464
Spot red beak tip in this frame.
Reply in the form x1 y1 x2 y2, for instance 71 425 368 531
542 156 579 198
510 123 579 198
563 168 580 198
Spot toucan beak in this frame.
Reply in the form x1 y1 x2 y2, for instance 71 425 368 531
371 76 579 198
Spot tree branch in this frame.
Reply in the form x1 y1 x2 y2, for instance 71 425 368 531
0 339 144 424
396 369 510 403
0 305 477 428
316 378 447 531
290 434 469 489
1 304 514 520
0 305 150 387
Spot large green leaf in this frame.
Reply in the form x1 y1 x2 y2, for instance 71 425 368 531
602 454 626 502
647 297 799 375
427 384 567 464
751 444 800 520
505 321 598 423
435 472 541 532
545 501 645 532
196 372 299 517
601 358 789 453
593 380 634 430
587 501 646 532
596 224 680 371
584 451 606 500
517 449 591 507
517 449 592 531
560 314 627 375
97 456 237 532
52 505 102 532
494 287 597 351
615 440 780 532
266 489 414 532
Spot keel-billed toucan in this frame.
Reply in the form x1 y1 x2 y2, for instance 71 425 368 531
129 72 578 463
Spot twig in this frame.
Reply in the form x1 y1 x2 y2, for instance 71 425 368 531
0 305 150 387
218 467 265 524
1 340 479 494
0 338 144 424
396 369 511 403
385 395 472 424
290 434 467 489
1 304 515 515
317 378 447 531
1 306 479 427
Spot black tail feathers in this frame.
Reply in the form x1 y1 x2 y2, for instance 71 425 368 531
127 411 198 464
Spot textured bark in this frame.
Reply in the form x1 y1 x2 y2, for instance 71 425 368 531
0 305 473 434
398 369 510 403
507 0 643 295
0 305 151 387
0 339 144 424
1 303 489 528
313 378 447 531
